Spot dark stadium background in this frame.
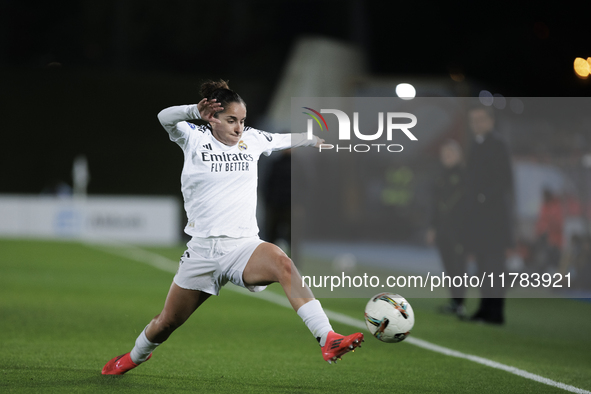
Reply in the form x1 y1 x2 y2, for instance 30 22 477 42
1 0 589 197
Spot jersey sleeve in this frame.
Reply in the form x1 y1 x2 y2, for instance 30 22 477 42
157 105 202 149
252 129 318 156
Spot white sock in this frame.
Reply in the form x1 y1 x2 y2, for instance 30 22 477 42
297 300 333 346
130 328 161 364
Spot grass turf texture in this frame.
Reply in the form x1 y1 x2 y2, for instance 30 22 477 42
0 239 590 393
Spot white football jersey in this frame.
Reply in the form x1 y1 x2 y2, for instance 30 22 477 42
158 104 316 238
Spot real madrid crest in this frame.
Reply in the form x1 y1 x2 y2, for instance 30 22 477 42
238 140 247 151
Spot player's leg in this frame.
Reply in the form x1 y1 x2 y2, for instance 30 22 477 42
102 282 210 374
436 237 466 318
242 242 363 363
144 282 211 343
471 248 505 324
242 242 313 310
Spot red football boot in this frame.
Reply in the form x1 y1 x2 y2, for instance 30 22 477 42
101 352 151 375
321 331 364 364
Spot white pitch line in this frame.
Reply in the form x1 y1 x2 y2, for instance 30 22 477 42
91 242 591 394
86 241 179 274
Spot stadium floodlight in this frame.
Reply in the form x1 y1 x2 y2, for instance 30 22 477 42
573 57 590 79
395 83 416 100
478 90 494 106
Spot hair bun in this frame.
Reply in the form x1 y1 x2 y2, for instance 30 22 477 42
200 79 230 99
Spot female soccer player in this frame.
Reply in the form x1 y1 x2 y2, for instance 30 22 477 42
102 80 363 375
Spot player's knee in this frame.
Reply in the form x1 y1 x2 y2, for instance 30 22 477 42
276 254 294 281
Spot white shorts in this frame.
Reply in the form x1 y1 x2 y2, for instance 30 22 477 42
173 236 266 296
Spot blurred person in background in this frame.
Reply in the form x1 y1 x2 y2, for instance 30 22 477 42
533 188 564 274
463 106 515 325
101 80 363 375
559 233 591 289
426 140 468 318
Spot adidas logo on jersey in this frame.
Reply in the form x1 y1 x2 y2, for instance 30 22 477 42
202 143 212 150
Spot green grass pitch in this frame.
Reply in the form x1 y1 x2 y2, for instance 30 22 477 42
1 239 590 393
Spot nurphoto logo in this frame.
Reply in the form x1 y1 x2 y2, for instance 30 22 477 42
303 107 418 153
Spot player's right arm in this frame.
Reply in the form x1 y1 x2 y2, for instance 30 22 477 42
158 105 201 148
157 99 221 148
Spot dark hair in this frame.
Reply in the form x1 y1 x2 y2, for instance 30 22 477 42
200 79 245 111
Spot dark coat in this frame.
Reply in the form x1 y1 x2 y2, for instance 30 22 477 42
464 131 515 252
431 163 467 245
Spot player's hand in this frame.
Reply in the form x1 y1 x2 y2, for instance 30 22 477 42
198 98 223 124
314 135 325 148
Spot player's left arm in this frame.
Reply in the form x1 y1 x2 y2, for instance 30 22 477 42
256 130 325 155
312 135 325 147
282 132 325 149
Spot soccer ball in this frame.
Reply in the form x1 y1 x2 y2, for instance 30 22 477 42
364 293 414 343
